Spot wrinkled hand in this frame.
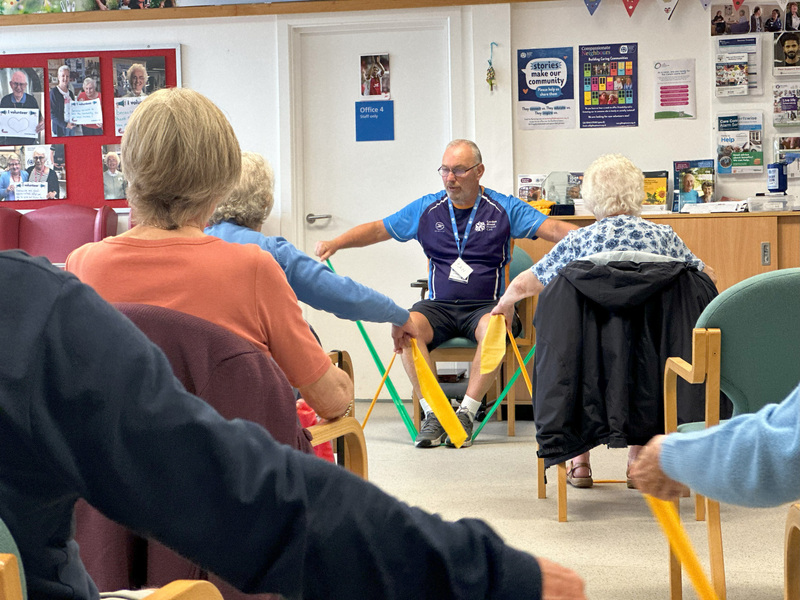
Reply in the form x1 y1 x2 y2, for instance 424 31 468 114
629 435 689 500
539 557 587 600
35 121 45 133
490 299 514 325
315 240 337 261
391 317 418 353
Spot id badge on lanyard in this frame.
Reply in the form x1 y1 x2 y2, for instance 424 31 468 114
447 194 480 284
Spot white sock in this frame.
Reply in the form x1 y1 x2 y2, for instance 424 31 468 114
459 395 481 421
419 398 432 416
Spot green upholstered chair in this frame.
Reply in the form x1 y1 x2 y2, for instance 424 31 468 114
411 245 536 437
663 267 800 600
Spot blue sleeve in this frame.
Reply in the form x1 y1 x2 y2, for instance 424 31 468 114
504 195 548 239
531 230 582 287
272 237 410 326
660 383 800 507
382 194 438 242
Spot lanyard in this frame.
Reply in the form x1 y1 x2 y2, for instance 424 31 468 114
448 191 481 257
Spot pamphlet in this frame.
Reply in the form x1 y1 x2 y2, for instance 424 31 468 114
642 170 669 212
715 53 749 97
716 112 763 174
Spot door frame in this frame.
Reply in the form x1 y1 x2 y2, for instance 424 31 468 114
277 10 465 249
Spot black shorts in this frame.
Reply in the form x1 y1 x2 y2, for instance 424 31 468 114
410 299 522 351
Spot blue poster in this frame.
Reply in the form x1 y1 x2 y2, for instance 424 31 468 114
517 47 575 130
355 100 394 142
578 43 638 129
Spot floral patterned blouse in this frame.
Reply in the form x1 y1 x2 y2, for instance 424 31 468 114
533 214 704 287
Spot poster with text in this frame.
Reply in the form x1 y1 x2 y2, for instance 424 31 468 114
517 47 575 130
653 59 696 119
717 36 762 96
578 43 638 129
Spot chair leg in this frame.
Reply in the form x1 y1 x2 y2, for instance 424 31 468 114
784 504 800 600
537 457 546 499
557 462 567 522
706 499 727 600
506 355 516 437
669 498 683 600
695 491 706 521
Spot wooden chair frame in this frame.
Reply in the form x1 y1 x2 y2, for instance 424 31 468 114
308 351 368 480
0 553 224 600
785 503 800 600
663 327 725 600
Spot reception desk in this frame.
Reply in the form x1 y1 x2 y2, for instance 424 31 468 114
516 211 800 292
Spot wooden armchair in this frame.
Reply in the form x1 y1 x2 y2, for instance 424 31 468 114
663 268 800 600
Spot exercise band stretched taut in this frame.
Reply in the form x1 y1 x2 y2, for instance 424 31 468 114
325 259 417 439
472 344 536 441
361 352 396 429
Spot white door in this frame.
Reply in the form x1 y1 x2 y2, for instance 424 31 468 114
289 17 458 400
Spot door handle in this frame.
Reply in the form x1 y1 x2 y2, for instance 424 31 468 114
306 213 332 224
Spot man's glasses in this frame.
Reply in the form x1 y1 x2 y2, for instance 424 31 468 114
438 164 480 178
10 82 26 88
33 156 45 161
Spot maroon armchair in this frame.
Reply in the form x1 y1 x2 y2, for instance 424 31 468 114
0 204 117 263
74 303 314 600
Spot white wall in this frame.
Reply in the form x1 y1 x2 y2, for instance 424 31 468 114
5 1 773 397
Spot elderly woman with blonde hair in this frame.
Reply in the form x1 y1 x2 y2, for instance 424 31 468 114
493 153 717 488
205 151 417 333
67 88 353 420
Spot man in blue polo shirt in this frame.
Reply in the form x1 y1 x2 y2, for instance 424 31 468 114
316 140 576 448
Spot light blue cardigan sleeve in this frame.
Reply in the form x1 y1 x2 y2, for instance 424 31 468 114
269 236 409 326
660 383 800 507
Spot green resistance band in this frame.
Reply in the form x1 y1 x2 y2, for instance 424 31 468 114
472 345 536 441
326 259 417 439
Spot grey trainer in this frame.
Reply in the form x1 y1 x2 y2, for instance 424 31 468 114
414 411 447 448
445 408 474 448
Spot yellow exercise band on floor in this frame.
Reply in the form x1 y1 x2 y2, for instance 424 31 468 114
411 338 467 448
645 495 720 600
480 314 507 374
361 352 396 429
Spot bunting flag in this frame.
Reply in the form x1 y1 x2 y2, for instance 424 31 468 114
698 0 711 9
661 0 679 19
731 0 745 10
410 339 467 448
480 314 507 374
622 0 640 16
584 0 602 15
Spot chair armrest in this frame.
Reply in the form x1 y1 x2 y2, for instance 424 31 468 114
0 554 23 600
146 580 224 600
786 503 800 600
327 350 354 384
308 416 368 480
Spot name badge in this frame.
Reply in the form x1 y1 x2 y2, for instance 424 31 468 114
449 257 473 283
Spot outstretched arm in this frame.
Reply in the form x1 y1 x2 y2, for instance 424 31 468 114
491 269 544 323
534 218 578 244
315 220 391 261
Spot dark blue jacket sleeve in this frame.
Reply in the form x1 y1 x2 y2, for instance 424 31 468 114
11 259 542 600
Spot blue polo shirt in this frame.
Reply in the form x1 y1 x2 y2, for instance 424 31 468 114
383 187 547 301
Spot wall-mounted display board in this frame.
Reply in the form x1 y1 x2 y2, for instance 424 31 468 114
0 46 179 210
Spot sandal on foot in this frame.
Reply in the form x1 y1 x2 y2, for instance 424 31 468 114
566 461 593 489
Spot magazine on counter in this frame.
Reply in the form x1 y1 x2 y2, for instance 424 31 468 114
673 159 715 211
517 174 547 202
642 170 669 213
716 112 763 174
